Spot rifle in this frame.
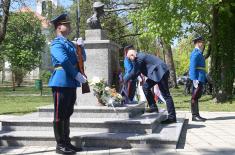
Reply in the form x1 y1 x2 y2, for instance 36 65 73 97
76 44 90 94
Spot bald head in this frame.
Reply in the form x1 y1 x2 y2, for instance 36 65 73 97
126 49 137 61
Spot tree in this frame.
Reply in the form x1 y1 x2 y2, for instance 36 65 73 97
129 0 183 88
66 0 92 40
210 1 235 102
0 50 5 83
174 35 194 76
129 0 235 100
1 12 46 88
0 0 11 44
47 5 66 40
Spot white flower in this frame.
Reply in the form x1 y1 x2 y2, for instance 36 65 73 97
92 76 101 83
90 76 101 85
105 87 110 91
117 94 122 99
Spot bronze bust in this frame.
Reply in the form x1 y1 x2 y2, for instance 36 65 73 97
87 1 105 29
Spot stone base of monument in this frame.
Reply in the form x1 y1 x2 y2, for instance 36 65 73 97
0 103 185 149
38 102 145 119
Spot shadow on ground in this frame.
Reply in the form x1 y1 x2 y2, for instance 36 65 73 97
177 119 206 149
207 116 235 121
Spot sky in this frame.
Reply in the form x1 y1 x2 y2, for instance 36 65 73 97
10 0 73 11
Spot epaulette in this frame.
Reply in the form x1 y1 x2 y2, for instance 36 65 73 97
51 37 67 46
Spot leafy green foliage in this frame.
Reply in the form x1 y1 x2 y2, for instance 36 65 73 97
47 5 67 40
174 35 194 76
129 0 184 44
1 12 46 80
66 0 93 40
40 70 52 83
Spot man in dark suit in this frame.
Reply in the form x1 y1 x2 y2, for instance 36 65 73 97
124 47 176 124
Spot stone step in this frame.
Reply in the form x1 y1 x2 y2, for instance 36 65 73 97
38 102 145 119
0 118 184 149
0 112 167 134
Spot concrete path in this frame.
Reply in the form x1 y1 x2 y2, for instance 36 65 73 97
1 112 235 155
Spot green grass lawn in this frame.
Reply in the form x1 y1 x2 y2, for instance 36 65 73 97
0 86 52 115
0 85 234 115
167 86 235 112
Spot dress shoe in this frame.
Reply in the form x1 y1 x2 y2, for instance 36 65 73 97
192 115 206 122
56 145 76 154
145 107 159 113
161 118 177 124
67 143 83 152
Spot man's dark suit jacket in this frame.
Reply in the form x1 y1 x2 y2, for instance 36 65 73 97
124 52 169 83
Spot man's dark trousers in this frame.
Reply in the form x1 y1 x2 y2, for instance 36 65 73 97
127 80 137 101
142 71 176 120
52 87 76 146
191 82 203 116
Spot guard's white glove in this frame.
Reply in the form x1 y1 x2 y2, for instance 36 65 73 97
193 80 199 88
77 37 84 46
75 72 87 84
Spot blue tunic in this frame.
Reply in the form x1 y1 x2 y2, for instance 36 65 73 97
124 57 134 80
189 48 206 83
48 36 86 87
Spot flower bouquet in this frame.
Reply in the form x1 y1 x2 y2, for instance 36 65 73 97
102 87 124 107
89 77 124 107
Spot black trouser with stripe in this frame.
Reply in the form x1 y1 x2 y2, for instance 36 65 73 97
52 87 76 146
191 82 203 116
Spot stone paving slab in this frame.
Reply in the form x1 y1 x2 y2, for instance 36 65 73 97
176 112 235 155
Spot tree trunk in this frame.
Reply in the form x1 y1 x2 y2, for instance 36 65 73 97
211 3 235 103
12 72 15 91
163 42 178 88
1 66 5 84
0 0 11 44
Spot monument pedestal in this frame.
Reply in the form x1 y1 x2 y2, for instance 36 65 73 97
0 106 184 149
76 29 121 106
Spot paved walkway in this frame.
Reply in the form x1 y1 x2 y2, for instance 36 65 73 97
0 112 235 155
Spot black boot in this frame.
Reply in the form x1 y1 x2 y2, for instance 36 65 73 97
64 119 82 152
192 115 206 122
56 145 76 155
161 118 177 124
53 121 75 154
191 100 206 122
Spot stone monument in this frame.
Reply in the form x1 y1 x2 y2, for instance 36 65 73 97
76 1 120 106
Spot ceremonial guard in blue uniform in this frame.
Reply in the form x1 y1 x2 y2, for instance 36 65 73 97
189 35 207 122
124 46 176 124
123 45 137 102
48 13 87 154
